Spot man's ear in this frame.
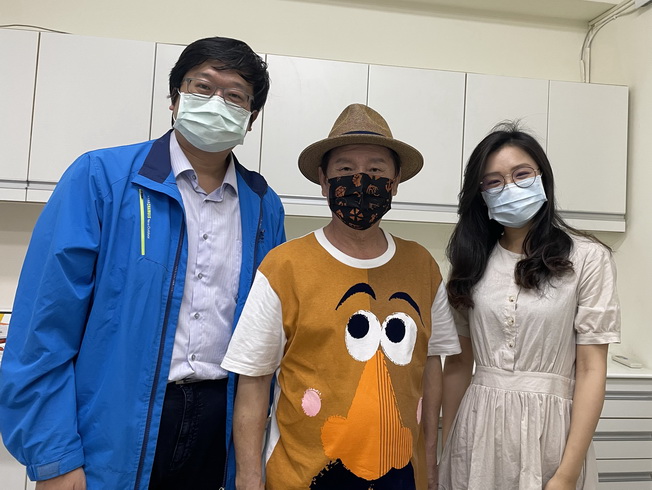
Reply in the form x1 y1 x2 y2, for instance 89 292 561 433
169 91 178 112
318 166 329 198
391 169 402 196
247 110 260 131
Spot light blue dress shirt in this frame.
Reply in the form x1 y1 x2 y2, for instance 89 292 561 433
167 133 242 382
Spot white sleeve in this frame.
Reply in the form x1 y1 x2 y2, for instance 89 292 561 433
428 282 462 356
575 242 621 345
221 270 286 376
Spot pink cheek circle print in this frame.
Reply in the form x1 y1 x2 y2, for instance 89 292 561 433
302 388 322 417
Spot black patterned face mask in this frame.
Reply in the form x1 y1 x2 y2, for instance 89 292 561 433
327 173 394 230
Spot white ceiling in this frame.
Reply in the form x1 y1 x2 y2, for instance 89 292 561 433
295 0 622 26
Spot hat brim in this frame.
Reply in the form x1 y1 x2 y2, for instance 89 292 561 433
298 134 424 185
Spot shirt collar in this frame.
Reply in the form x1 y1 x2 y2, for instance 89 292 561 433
169 131 239 195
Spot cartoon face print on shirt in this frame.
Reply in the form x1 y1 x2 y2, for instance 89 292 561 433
308 282 424 488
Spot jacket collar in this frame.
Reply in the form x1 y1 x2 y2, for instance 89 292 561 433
138 130 270 199
138 130 175 184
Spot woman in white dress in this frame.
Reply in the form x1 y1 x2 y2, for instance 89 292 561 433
438 123 621 490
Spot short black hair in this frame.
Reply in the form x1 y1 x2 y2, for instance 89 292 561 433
169 36 270 112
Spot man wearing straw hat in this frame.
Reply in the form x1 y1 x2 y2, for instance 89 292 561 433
222 104 460 489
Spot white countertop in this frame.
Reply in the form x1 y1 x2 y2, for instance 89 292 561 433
606 356 652 379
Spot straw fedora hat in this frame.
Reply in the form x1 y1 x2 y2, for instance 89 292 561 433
298 104 424 184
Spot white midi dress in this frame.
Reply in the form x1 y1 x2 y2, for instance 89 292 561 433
438 236 620 490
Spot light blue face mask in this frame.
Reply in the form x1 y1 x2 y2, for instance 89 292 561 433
173 92 251 153
481 175 547 228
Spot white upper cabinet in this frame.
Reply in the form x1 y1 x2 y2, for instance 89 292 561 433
368 65 465 214
150 43 264 172
0 30 629 230
547 81 628 220
0 29 38 201
260 55 368 206
463 74 549 163
28 33 155 185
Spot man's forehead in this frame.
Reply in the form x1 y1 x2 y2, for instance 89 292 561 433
329 144 393 160
187 61 250 86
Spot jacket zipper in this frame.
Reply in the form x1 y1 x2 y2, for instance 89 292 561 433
133 220 186 489
251 199 264 285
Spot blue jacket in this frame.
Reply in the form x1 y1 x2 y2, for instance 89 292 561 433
0 131 285 489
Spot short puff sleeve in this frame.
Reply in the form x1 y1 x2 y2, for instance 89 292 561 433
574 240 621 345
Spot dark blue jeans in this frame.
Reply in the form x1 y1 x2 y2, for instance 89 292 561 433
149 378 228 489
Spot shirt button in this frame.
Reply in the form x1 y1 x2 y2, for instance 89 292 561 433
194 312 200 319
508 342 514 348
507 317 514 326
508 296 515 302
202 234 208 240
198 272 203 279
191 354 196 361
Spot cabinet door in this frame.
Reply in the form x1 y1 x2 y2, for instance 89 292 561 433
260 55 368 205
150 44 264 172
463 74 549 164
368 65 465 209
28 33 155 184
0 29 38 193
547 81 628 216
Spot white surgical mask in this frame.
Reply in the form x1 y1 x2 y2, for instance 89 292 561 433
481 175 547 228
173 92 251 153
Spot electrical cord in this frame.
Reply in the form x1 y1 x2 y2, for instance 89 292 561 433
580 1 637 82
0 24 70 34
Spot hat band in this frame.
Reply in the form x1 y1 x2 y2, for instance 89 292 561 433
341 130 384 136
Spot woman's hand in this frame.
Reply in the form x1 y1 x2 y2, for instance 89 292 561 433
544 472 577 490
428 462 439 490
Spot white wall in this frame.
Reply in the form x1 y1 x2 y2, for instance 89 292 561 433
1 0 586 79
589 6 652 363
0 203 42 310
0 0 647 360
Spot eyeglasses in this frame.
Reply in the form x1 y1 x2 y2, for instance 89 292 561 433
182 78 253 108
480 165 540 194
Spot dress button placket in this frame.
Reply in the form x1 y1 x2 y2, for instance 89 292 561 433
506 291 518 355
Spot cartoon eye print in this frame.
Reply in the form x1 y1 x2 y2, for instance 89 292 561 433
344 310 382 362
380 312 417 366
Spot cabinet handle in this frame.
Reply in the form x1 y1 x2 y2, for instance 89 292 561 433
599 472 652 482
605 391 652 401
594 431 652 441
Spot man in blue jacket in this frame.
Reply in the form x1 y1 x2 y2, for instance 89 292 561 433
0 36 285 490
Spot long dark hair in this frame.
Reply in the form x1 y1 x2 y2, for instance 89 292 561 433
446 122 599 309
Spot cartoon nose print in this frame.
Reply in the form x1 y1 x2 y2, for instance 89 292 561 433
321 348 412 480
